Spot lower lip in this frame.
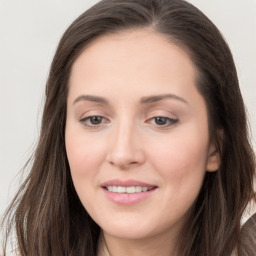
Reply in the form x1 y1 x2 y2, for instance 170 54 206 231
102 188 156 205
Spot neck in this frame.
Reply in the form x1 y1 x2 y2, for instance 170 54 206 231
97 230 179 256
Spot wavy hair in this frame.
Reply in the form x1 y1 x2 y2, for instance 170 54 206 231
1 0 255 255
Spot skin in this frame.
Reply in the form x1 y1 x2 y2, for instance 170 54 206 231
65 28 220 256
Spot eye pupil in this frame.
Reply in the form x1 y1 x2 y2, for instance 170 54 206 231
90 116 102 125
155 117 167 125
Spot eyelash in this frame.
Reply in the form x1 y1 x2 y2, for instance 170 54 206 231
79 116 109 128
146 116 179 128
79 115 178 129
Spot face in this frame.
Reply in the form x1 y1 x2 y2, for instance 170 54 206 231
65 29 219 242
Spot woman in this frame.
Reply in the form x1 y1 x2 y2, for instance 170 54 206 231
1 0 255 255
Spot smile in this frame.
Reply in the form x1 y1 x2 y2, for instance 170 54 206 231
105 186 154 193
101 179 158 205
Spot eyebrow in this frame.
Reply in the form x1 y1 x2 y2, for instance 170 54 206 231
73 93 188 106
73 95 109 105
140 94 188 104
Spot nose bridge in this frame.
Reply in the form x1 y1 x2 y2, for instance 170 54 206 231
107 116 144 168
112 117 137 157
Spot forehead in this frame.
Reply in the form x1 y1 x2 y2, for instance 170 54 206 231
68 28 199 104
71 28 196 74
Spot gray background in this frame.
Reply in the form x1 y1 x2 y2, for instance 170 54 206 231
1 0 256 219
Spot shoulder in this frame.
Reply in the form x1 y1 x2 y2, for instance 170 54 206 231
241 212 256 236
241 200 256 225
238 200 256 256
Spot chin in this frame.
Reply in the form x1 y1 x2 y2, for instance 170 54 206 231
104 228 153 240
98 218 164 240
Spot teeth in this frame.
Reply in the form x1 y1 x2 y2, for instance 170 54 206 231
142 187 148 192
117 186 126 193
135 186 142 193
106 186 151 193
127 186 135 193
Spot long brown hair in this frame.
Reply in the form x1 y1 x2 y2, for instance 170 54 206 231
1 0 255 255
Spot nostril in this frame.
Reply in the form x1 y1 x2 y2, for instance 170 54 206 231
129 161 138 165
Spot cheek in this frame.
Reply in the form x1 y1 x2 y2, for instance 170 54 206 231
150 140 207 220
152 133 208 170
65 128 106 189
148 129 209 198
65 132 107 217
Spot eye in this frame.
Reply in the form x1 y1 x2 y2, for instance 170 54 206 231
147 116 178 127
80 116 108 128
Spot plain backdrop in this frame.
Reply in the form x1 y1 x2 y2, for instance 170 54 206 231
0 0 256 218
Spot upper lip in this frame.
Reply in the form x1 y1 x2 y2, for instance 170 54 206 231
101 179 157 188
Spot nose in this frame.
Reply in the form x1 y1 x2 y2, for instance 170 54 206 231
106 121 146 169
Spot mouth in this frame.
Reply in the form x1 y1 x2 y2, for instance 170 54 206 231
101 179 158 204
103 185 156 193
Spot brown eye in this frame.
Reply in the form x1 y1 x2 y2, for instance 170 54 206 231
88 116 103 125
153 117 178 126
154 117 169 125
146 116 179 128
80 116 108 127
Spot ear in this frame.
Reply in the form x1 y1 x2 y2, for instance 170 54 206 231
206 131 223 172
206 143 221 172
